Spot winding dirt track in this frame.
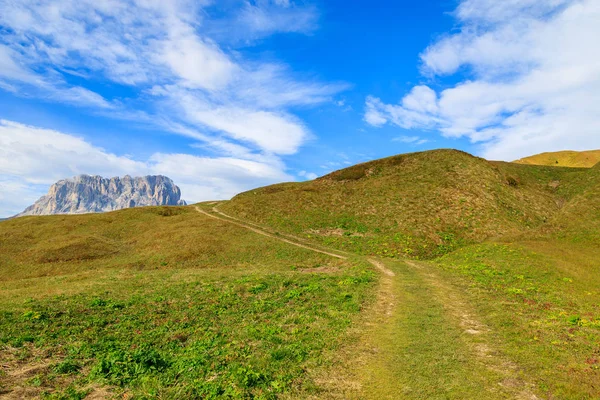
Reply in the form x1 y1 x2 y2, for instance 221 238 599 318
194 205 395 277
194 204 539 399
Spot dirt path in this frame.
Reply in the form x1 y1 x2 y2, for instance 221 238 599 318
195 204 539 399
199 205 398 278
404 260 540 400
195 206 347 260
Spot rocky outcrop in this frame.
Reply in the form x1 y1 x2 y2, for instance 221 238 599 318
18 175 186 216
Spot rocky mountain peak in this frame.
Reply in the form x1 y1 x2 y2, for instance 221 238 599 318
18 175 186 217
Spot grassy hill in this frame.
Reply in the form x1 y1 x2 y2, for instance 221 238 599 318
221 149 592 259
2 148 600 399
514 149 600 168
0 206 376 398
0 206 343 281
219 149 600 397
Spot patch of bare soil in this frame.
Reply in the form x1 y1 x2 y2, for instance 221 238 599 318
298 265 341 274
0 344 51 399
307 228 365 237
0 345 114 399
83 386 116 399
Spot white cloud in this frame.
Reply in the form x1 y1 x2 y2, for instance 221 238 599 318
53 87 114 109
161 34 237 91
0 43 113 109
181 102 310 155
455 0 571 23
365 87 443 130
0 0 344 157
298 170 318 180
401 86 439 114
150 153 291 200
364 97 388 126
227 0 318 42
0 177 49 217
0 120 146 185
365 0 600 160
0 120 293 217
392 136 429 145
0 45 37 82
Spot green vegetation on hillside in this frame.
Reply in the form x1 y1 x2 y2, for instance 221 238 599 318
514 149 600 168
217 149 600 398
0 206 341 281
222 149 594 259
0 206 375 398
435 240 600 398
2 148 600 399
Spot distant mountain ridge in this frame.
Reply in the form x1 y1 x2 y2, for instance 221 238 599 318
18 175 186 217
514 150 600 168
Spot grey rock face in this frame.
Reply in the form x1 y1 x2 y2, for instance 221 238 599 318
18 175 186 216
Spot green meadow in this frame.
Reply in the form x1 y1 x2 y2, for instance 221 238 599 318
2 149 600 398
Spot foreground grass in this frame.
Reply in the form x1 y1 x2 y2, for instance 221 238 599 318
0 207 376 398
435 240 600 398
354 259 512 399
0 266 374 399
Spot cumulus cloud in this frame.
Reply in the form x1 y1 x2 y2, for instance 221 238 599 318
0 120 292 217
365 0 600 160
392 136 429 145
0 0 343 156
298 170 318 180
0 120 146 185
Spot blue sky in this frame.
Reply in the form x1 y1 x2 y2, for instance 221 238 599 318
1 0 599 216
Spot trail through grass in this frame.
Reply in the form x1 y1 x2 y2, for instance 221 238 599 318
196 205 540 399
3 148 600 399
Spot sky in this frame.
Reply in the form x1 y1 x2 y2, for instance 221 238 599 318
1 0 599 217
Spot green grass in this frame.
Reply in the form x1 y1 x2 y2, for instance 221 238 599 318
355 260 511 399
1 266 375 399
222 149 595 259
0 206 376 398
216 148 600 398
3 148 600 399
0 206 345 281
514 149 600 168
434 241 600 398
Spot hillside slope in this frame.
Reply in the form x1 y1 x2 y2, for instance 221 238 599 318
552 163 600 239
0 205 374 398
0 206 341 281
514 149 600 168
2 151 600 399
221 149 593 259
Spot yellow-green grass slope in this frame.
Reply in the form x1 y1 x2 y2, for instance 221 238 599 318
2 149 600 399
0 206 376 399
514 149 600 168
222 149 594 259
220 149 600 398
